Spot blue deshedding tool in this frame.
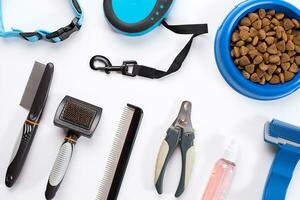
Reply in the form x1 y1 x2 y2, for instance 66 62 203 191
263 119 300 200
91 0 208 79
0 0 83 43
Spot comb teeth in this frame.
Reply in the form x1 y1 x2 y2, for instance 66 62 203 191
96 106 134 200
20 62 46 110
60 100 97 130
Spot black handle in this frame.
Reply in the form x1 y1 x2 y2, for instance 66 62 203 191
5 119 38 187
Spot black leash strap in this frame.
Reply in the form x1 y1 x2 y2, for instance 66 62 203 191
90 21 208 79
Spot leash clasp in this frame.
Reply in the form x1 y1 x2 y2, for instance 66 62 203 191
90 55 137 77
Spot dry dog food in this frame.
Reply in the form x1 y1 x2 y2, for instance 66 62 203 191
231 9 300 85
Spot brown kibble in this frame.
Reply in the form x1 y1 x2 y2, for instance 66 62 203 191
231 10 300 84
267 10 276 16
295 45 300 53
236 40 245 47
253 55 264 65
258 29 266 40
240 30 250 41
234 59 239 65
263 53 270 63
259 9 266 19
286 40 295 51
271 18 280 26
293 34 300 46
270 75 280 84
239 26 250 31
292 19 300 28
268 65 277 75
266 31 276 36
252 36 259 46
240 46 249 56
259 63 269 71
275 67 282 74
242 71 251 79
288 51 296 57
257 42 267 53
262 18 271 27
283 18 295 30
267 44 278 54
265 37 275 45
249 13 259 22
250 73 260 82
276 40 286 52
233 47 240 58
281 62 291 71
275 13 285 20
282 32 288 42
275 27 283 39
279 73 285 83
281 53 290 63
245 64 255 74
289 63 299 73
284 71 295 81
239 56 251 66
249 49 259 59
259 76 266 85
269 55 280 63
252 20 262 29
295 56 300 65
232 31 240 42
241 17 252 27
256 68 265 78
250 28 258 37
265 73 272 81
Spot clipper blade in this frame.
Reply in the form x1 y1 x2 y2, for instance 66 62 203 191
96 104 143 200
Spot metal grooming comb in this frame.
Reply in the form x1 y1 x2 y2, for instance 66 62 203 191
45 96 102 200
5 62 54 187
96 104 143 200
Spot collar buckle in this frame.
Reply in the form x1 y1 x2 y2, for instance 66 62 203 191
46 18 81 42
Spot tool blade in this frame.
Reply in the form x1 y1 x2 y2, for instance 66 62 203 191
20 62 46 110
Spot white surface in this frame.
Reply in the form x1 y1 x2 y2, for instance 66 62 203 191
1 0 300 199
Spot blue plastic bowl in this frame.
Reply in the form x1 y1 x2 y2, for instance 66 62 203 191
215 0 300 100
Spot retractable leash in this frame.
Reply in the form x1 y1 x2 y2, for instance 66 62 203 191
90 0 208 79
0 0 83 43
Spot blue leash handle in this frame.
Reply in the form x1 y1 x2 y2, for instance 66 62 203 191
0 0 83 42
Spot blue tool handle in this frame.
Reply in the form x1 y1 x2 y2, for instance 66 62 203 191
263 145 300 200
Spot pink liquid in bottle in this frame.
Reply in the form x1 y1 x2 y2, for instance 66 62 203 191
202 140 238 200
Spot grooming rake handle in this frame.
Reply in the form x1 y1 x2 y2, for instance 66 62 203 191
45 132 78 200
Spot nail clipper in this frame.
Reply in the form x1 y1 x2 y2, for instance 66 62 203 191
155 101 195 197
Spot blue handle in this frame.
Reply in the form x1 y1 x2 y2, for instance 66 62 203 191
263 145 300 200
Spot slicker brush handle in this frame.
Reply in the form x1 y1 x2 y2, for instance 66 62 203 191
45 135 77 200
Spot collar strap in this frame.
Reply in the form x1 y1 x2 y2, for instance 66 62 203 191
0 0 83 43
263 119 300 200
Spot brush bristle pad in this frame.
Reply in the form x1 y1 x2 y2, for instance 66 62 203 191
60 100 97 130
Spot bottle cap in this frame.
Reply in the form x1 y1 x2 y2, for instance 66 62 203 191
223 139 239 164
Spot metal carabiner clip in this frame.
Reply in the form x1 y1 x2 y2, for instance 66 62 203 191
89 55 137 77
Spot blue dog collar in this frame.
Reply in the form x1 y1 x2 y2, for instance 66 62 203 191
0 0 83 43
263 120 300 200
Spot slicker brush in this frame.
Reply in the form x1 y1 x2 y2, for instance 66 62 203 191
45 96 102 200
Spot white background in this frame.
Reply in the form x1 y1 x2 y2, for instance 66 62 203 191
1 0 300 199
